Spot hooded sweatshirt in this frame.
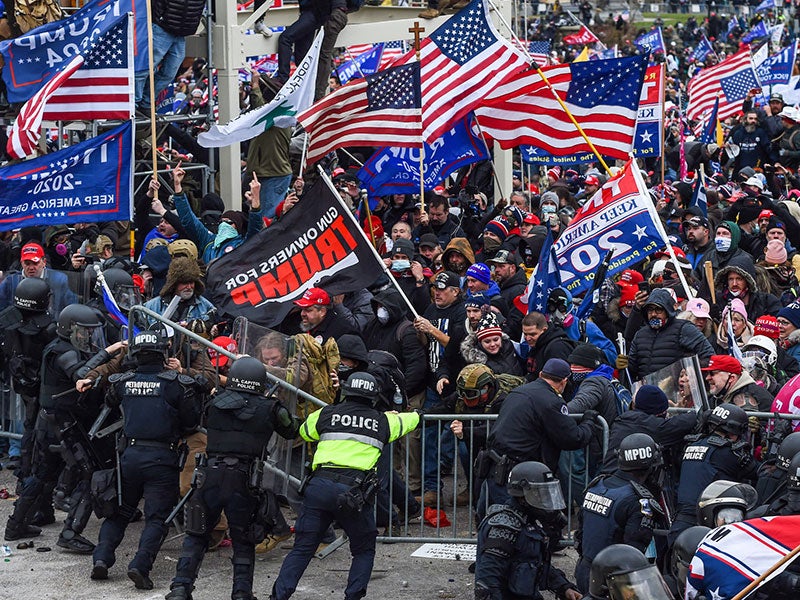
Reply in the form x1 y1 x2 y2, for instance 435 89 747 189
550 286 618 364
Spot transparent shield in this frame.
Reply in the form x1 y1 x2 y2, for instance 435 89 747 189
607 566 673 600
231 317 310 497
631 356 708 411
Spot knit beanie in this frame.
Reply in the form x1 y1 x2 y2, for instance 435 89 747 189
475 313 503 341
754 315 780 340
466 263 492 285
501 206 526 229
567 343 604 369
465 293 491 309
634 385 669 415
765 239 788 265
484 219 509 241
778 301 800 329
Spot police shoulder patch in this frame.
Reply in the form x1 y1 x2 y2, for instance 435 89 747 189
560 404 569 416
109 370 136 384
157 370 178 381
177 374 197 386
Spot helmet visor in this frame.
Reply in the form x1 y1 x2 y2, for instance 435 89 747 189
607 566 672 600
71 323 105 353
522 480 566 511
114 284 142 311
716 507 745 526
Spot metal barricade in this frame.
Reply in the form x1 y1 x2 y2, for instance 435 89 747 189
376 412 609 545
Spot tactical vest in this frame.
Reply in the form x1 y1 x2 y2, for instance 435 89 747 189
676 436 727 514
39 339 82 410
316 402 391 452
206 389 276 458
579 475 642 561
114 371 180 442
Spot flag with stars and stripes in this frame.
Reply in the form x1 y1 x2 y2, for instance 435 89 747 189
687 49 759 124
690 171 708 217
298 62 422 164
523 225 561 313
477 55 647 160
527 40 551 66
7 14 133 159
390 0 528 143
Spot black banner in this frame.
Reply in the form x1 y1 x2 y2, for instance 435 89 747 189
206 178 381 327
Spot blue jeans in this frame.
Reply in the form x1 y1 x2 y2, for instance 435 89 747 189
135 24 186 109
422 388 455 494
259 174 291 219
272 476 377 600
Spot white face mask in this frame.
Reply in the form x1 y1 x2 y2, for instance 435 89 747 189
715 237 732 252
376 306 390 324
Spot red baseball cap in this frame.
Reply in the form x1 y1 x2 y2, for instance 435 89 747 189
523 212 540 225
619 269 644 285
21 242 45 263
293 287 331 308
208 336 237 368
701 355 743 375
585 175 600 187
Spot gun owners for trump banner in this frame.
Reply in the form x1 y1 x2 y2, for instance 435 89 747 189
553 160 669 297
0 121 133 231
206 178 379 327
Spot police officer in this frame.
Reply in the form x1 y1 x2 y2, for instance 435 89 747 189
696 480 757 528
167 356 300 600
269 371 420 600
4 304 124 548
665 526 710 600
91 329 200 590
475 461 582 600
575 434 666 593
0 278 56 485
669 403 758 544
585 544 672 600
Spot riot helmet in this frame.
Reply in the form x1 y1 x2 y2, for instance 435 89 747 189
226 356 268 395
706 403 749 437
788 453 800 492
617 433 663 473
340 371 380 407
670 526 710 600
456 364 497 408
128 325 170 363
13 277 51 313
742 335 777 367
56 304 105 353
507 461 566 512
589 544 672 600
100 267 141 311
777 432 800 472
697 480 758 528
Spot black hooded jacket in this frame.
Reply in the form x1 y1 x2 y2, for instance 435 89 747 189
362 289 428 395
526 324 575 380
628 289 714 379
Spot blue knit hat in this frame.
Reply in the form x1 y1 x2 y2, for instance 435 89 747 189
466 263 492 285
634 385 669 415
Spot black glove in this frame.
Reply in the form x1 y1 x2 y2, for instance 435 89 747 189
709 303 722 322
581 409 599 424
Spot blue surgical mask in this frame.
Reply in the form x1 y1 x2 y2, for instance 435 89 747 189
752 224 761 235
541 204 557 215
391 259 411 272
213 222 238 248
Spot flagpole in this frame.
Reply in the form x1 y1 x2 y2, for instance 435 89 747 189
299 133 308 178
487 0 613 175
343 48 367 80
730 542 800 600
144 0 157 180
660 64 666 198
362 197 378 251
409 21 426 211
473 116 507 202
631 161 693 300
317 165 420 319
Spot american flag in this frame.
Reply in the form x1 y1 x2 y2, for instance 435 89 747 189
476 55 647 160
687 49 758 123
392 0 528 143
512 40 550 66
40 16 133 122
298 62 422 164
347 41 409 70
523 225 561 313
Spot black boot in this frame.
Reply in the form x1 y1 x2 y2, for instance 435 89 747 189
91 560 109 580
128 567 154 590
57 529 95 553
4 517 42 541
165 584 193 600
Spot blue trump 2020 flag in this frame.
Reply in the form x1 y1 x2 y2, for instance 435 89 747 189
337 43 384 85
692 36 714 63
0 0 148 103
357 114 489 197
757 42 796 86
0 122 133 232
743 21 769 43
634 27 665 54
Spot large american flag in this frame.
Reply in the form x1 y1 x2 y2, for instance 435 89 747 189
392 0 528 143
687 49 759 123
344 41 408 70
41 16 134 122
476 55 648 160
298 62 422 164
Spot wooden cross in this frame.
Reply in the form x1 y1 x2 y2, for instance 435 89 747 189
409 21 425 56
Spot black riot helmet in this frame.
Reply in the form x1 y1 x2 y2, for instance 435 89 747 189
589 544 672 600
617 433 663 473
670 526 710 599
777 432 800 472
788 453 800 492
226 356 268 394
13 277 51 313
706 403 749 437
341 371 380 407
100 267 141 311
507 461 566 512
56 304 105 353
697 480 758 528
128 329 169 363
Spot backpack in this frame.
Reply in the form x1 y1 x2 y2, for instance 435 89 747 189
395 319 429 350
287 334 340 410
495 373 526 397
366 349 408 411
10 0 62 34
610 378 633 415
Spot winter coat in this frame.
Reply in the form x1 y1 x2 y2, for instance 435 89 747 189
497 268 527 339
716 371 774 411
566 364 619 461
628 289 714 379
554 286 618 364
441 237 476 273
713 259 782 318
459 334 524 378
152 0 205 36
525 324 576 380
363 288 428 395
414 215 466 249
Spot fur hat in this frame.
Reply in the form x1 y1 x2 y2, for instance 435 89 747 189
161 257 205 299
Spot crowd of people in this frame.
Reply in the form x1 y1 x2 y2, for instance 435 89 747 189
2 1 800 600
